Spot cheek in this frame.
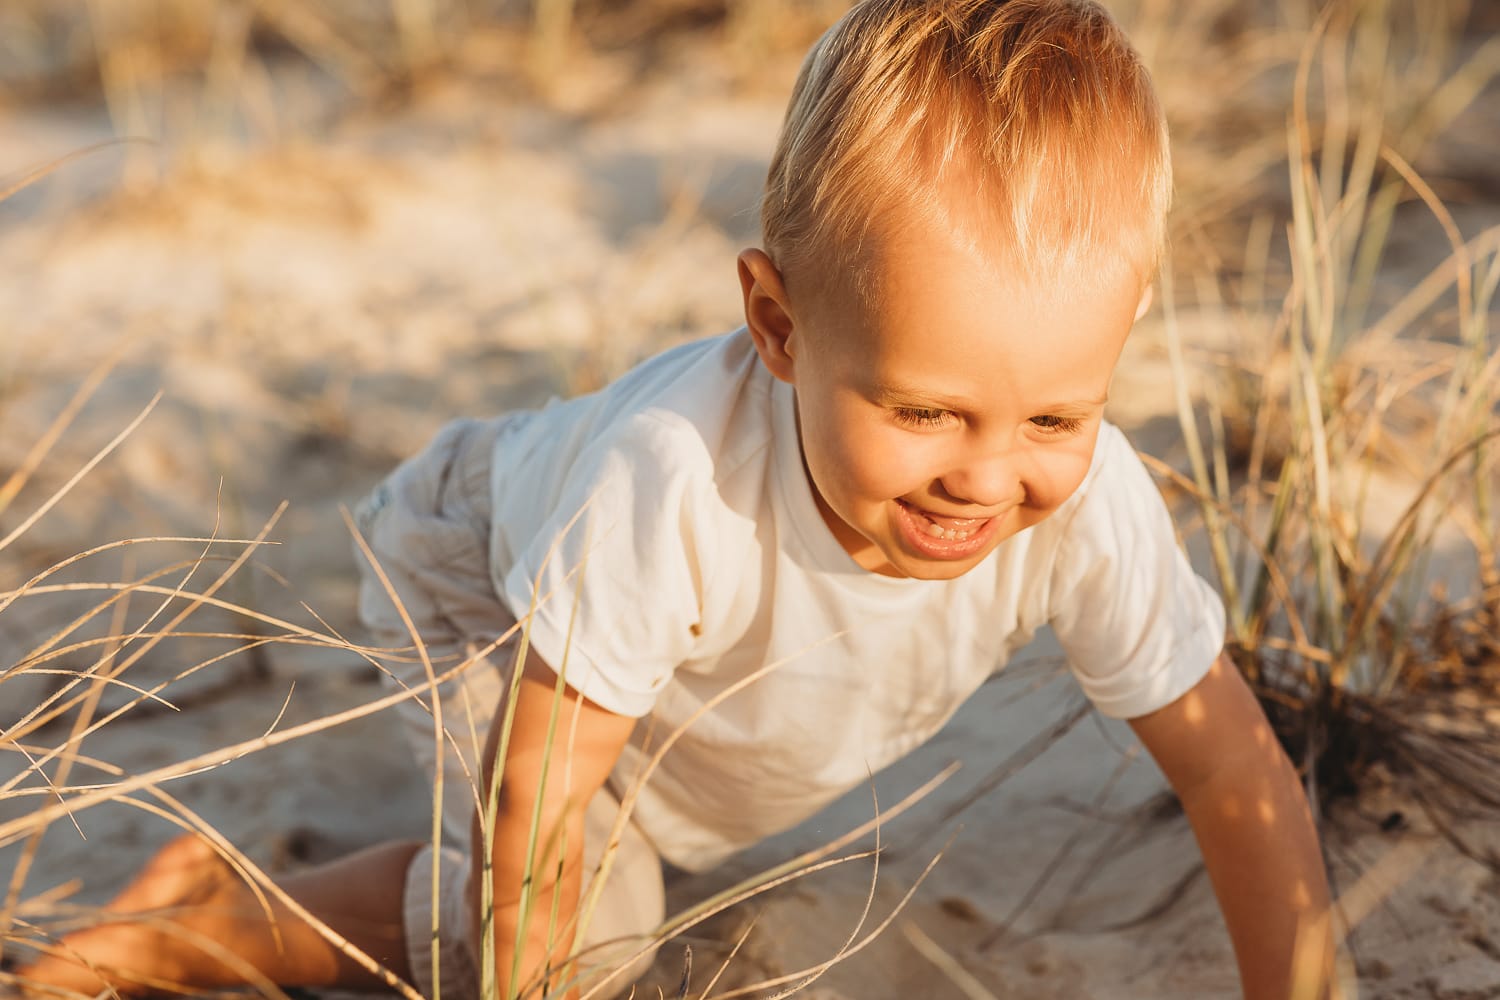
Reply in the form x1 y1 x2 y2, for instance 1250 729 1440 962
810 409 927 505
1024 442 1097 513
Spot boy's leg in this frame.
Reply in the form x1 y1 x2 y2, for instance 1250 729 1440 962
14 834 423 995
354 416 521 849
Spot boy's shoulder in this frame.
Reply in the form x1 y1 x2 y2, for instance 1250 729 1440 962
1047 421 1228 719
503 328 772 480
487 330 794 716
489 328 783 586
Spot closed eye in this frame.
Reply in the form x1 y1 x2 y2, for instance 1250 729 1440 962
893 407 952 428
1030 414 1084 434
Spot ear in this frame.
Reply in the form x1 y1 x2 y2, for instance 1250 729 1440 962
738 248 798 384
1133 283 1154 322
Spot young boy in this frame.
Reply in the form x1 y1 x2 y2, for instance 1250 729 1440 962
15 1 1338 998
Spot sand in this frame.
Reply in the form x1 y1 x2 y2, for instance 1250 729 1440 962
2 14 1499 1000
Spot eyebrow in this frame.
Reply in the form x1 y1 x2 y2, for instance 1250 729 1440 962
871 381 1110 412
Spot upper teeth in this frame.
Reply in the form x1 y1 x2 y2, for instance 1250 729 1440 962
923 521 974 541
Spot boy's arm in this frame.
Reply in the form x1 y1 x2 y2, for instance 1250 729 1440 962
468 651 637 1000
1128 654 1339 1000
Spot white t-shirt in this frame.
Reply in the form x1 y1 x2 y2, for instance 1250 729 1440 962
489 329 1224 871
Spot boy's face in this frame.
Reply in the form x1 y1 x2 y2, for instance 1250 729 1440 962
740 210 1151 580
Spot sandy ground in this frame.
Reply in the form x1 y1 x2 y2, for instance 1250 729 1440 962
2 16 1499 1000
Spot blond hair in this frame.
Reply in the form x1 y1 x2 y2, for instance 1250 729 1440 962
762 0 1171 293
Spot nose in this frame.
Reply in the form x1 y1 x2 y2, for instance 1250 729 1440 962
938 446 1022 510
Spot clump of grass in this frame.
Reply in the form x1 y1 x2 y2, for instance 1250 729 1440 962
1161 0 1500 847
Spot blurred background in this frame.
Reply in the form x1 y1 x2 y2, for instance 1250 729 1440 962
2 2 1499 996
2 0 1497 564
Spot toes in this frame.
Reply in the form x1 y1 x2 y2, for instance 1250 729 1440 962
109 834 227 913
146 833 222 874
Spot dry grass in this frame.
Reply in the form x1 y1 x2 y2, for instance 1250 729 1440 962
0 1 832 98
3 1 1499 997
0 374 946 997
1156 0 1500 849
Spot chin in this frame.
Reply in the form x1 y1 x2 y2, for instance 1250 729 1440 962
891 552 988 581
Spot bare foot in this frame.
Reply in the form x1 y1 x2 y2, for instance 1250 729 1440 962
12 833 335 997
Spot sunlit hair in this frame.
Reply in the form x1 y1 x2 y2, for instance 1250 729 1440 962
761 0 1172 296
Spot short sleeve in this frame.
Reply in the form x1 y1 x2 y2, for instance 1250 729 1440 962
496 414 709 717
1046 426 1226 719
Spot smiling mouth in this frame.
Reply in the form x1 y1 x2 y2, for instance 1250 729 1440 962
898 501 991 541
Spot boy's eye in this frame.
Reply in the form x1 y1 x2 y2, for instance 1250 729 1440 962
893 407 952 428
1030 414 1084 434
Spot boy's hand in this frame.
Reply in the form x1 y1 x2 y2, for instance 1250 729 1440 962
1129 654 1340 1000
469 650 637 1000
